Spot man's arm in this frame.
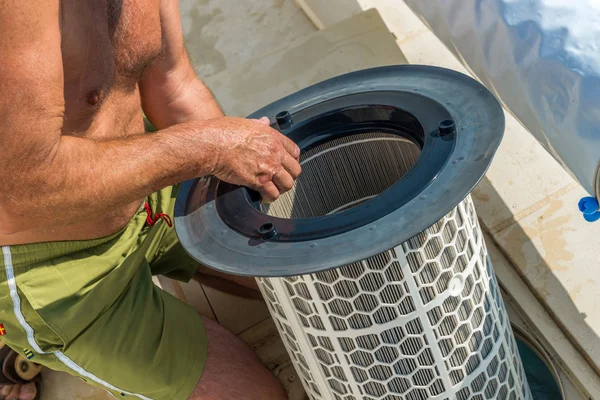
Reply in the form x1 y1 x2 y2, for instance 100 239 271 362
0 0 300 235
139 0 223 129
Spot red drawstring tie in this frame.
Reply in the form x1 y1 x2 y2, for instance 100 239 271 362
143 202 173 228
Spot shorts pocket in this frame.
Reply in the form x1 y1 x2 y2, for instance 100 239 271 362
17 247 148 346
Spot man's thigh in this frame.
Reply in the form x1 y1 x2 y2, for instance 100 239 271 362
190 317 287 400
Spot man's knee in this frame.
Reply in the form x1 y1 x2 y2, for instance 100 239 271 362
188 317 286 400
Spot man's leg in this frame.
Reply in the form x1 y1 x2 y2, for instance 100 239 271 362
1 246 284 400
189 317 286 400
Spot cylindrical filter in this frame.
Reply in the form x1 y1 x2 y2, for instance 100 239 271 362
175 66 533 400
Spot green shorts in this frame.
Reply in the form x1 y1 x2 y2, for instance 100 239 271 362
0 186 206 400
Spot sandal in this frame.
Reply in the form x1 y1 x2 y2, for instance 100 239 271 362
0 341 42 400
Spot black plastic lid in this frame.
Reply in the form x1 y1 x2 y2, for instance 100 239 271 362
174 65 504 277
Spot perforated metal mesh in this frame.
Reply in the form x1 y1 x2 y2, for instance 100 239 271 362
256 134 532 400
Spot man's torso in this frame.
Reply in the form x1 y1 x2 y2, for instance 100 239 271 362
1 0 163 245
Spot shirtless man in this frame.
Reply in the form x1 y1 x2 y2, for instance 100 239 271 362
0 1 301 399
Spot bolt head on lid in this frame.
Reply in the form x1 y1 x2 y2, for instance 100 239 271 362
438 119 455 136
276 111 293 129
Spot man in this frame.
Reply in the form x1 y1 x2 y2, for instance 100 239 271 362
0 0 301 399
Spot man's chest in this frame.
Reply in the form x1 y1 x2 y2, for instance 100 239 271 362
60 0 162 93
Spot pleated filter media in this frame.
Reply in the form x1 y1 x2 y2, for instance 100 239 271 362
258 133 532 400
174 66 533 400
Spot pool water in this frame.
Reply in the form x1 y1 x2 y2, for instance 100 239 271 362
517 338 562 400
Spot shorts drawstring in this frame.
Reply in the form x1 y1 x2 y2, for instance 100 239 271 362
143 202 172 228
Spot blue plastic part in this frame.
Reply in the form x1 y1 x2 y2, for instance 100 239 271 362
578 197 600 222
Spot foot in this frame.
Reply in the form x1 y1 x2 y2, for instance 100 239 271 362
0 382 37 400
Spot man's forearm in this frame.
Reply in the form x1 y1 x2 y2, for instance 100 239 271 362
0 122 215 234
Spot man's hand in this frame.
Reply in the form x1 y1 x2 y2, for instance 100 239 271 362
204 117 301 202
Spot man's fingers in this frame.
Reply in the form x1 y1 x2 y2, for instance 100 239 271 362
7 384 20 400
0 384 10 397
253 116 270 125
272 169 295 193
282 154 302 179
19 382 37 400
279 134 300 159
258 181 280 204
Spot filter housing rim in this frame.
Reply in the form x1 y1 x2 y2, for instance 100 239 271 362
215 94 455 242
174 65 505 277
